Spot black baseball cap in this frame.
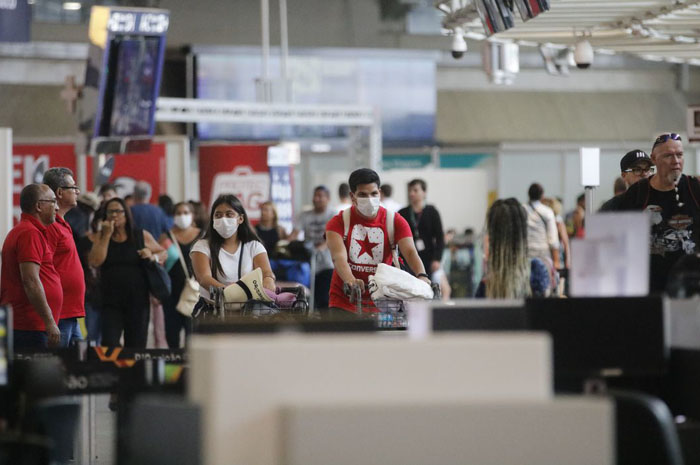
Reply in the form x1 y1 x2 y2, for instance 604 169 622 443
620 150 651 172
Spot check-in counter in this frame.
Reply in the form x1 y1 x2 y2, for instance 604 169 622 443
188 332 612 465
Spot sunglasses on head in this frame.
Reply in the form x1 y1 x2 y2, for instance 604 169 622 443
653 133 682 148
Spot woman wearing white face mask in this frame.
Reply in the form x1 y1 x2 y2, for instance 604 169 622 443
159 202 201 347
190 195 276 313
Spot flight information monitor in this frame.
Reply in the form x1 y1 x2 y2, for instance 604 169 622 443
81 6 169 153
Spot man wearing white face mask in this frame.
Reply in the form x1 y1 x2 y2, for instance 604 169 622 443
161 202 201 348
326 169 431 313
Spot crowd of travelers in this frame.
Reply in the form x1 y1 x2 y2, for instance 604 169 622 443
0 132 693 349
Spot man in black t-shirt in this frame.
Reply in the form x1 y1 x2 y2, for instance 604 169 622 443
398 179 445 279
613 133 700 293
600 149 653 212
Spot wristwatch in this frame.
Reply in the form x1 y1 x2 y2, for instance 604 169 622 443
417 273 430 280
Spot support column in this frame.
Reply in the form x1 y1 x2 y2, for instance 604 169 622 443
0 128 12 243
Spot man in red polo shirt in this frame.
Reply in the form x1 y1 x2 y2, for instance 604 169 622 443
43 167 86 347
0 184 62 348
325 168 431 313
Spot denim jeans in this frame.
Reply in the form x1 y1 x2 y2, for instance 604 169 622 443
58 317 83 348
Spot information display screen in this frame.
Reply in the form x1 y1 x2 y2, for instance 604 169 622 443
99 35 161 137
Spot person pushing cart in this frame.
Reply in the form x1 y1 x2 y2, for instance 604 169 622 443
325 168 433 315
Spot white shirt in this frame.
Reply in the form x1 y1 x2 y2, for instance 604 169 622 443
524 200 560 258
381 198 402 213
190 239 267 299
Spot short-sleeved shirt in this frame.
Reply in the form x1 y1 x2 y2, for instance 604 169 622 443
46 215 86 319
297 208 335 271
190 239 267 299
614 175 700 293
130 204 171 240
524 201 560 259
0 214 63 331
325 206 412 312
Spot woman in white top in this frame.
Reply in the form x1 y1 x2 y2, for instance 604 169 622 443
191 194 276 303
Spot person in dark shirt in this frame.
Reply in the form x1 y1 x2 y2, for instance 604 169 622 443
129 181 171 240
255 201 288 255
600 150 653 211
612 133 700 293
398 179 445 279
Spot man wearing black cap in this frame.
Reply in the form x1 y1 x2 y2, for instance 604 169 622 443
613 133 700 293
600 149 653 211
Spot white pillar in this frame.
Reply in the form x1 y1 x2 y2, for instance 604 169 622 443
0 128 12 244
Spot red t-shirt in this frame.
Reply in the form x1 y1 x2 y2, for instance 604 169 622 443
0 214 63 331
326 206 412 312
46 216 85 318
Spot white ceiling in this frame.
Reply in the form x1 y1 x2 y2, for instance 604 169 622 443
438 0 700 65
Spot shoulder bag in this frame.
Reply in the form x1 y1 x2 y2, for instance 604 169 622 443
169 231 200 317
136 229 172 303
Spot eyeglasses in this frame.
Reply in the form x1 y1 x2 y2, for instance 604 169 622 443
60 185 81 192
37 199 57 205
653 133 682 148
623 166 655 176
107 209 126 216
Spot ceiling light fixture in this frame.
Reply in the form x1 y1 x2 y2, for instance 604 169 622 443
62 2 82 11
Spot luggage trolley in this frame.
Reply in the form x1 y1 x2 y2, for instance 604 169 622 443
208 285 310 319
343 281 440 330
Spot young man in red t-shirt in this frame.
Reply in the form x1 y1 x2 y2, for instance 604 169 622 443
325 168 431 313
0 184 62 348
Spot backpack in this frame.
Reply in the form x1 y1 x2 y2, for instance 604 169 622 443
341 208 401 269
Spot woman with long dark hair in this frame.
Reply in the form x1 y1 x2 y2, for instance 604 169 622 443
88 197 166 347
161 201 201 347
191 195 276 306
476 198 549 298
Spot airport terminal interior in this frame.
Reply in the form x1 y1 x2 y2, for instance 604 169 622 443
3 0 700 464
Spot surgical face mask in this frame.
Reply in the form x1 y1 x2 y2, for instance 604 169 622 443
174 213 193 230
213 217 239 238
356 196 380 217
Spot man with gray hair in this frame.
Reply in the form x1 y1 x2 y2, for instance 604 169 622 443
130 180 171 240
43 167 86 347
1 184 62 348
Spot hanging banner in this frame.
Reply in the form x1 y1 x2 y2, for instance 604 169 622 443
0 0 30 43
12 143 78 224
267 145 294 234
198 144 270 223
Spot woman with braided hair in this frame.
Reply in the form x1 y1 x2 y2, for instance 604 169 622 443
476 198 550 298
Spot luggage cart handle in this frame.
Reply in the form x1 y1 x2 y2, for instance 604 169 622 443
343 282 363 315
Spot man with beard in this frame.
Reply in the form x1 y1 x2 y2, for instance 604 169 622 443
614 133 700 293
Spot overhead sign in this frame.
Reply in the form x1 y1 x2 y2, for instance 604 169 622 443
81 6 169 152
0 0 30 43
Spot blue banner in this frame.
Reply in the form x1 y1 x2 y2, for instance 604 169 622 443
269 165 294 234
0 0 30 43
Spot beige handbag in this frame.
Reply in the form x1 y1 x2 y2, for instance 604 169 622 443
170 232 200 317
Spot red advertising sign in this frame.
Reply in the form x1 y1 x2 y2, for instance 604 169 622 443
11 142 168 224
199 144 270 223
12 143 78 224
87 143 167 202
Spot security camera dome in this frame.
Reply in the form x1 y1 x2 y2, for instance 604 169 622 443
574 39 594 69
451 28 467 59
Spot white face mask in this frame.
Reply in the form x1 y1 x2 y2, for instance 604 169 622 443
173 213 193 230
213 217 239 239
356 196 380 217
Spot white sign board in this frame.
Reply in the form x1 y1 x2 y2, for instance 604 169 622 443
570 212 650 297
580 147 600 187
